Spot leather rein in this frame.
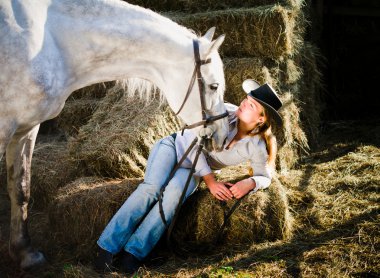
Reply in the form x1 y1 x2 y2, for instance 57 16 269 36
158 39 229 251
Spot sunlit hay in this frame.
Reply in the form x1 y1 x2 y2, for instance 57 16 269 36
170 5 303 59
55 98 100 136
299 214 379 277
225 57 303 96
224 57 276 105
276 92 308 171
128 0 304 13
68 86 181 179
60 264 101 278
306 145 380 230
294 42 325 147
30 140 79 210
277 58 303 87
48 177 142 260
222 176 293 243
172 166 293 249
277 169 307 207
263 176 294 240
300 242 379 278
67 81 115 101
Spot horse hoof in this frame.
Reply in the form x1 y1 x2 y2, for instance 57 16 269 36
20 250 47 270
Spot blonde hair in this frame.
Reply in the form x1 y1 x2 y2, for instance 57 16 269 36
250 108 278 169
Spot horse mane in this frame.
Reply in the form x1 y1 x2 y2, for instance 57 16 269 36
110 78 165 105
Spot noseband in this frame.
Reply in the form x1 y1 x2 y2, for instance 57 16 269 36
175 40 228 132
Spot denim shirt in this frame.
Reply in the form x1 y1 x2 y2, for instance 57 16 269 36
174 103 272 192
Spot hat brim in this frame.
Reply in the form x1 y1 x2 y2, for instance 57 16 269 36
242 79 260 94
242 79 283 127
252 98 283 127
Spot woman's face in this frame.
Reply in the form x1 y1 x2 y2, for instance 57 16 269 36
236 96 265 126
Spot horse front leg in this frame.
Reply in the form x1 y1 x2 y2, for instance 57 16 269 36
6 124 46 270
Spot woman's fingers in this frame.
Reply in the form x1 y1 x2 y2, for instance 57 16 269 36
210 182 236 201
218 190 231 201
229 185 242 199
219 185 233 200
214 192 225 201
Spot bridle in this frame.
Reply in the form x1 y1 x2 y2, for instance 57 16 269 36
158 39 230 254
175 39 228 133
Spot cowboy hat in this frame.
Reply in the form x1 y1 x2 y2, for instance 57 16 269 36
242 79 283 126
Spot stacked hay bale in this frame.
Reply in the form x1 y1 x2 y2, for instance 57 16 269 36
68 81 181 178
171 165 293 249
48 177 141 259
55 82 114 136
29 140 79 209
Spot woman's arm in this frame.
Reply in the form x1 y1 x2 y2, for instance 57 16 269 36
226 139 273 199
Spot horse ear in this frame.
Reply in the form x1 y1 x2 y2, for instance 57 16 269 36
203 27 216 41
207 34 225 56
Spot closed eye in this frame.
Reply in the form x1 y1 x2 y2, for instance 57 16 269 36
209 83 219 91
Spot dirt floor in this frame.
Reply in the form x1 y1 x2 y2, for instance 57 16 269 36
0 119 379 278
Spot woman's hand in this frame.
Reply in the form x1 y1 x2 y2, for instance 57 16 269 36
203 173 233 201
225 178 256 199
208 181 234 201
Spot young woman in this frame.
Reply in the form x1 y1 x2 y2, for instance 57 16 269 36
94 79 283 274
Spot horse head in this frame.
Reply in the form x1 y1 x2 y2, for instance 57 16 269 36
168 27 228 152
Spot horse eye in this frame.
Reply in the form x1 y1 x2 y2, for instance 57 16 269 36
209 83 219 91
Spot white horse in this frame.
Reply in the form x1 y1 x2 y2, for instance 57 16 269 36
0 0 228 269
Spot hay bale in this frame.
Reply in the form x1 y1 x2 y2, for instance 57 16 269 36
224 57 278 105
294 42 325 147
170 5 303 59
275 92 308 171
127 0 304 13
56 98 100 136
171 166 293 248
224 56 303 104
48 177 141 259
224 57 303 104
30 140 79 209
68 85 181 178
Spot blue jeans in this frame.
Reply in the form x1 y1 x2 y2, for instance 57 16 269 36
97 136 197 260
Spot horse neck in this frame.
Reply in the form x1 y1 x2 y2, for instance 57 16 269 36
49 0 196 101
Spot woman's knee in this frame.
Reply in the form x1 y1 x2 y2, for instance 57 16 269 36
136 181 161 198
